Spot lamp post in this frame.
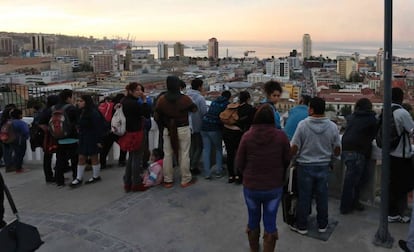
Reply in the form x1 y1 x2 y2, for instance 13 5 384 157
373 0 394 248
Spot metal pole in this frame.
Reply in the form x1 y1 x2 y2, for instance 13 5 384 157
373 0 394 248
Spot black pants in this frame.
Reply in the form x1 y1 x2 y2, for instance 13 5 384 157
389 155 413 216
190 132 203 171
222 128 243 178
56 143 78 185
0 172 5 222
100 133 126 167
43 152 54 181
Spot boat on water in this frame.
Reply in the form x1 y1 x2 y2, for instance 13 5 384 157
192 45 207 51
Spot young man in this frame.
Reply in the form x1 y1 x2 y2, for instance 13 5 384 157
283 95 311 140
387 87 414 223
186 78 207 175
263 80 283 129
290 97 341 235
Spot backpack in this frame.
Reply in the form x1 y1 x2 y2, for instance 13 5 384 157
98 101 114 123
29 123 44 151
0 120 16 144
111 103 126 136
219 103 240 126
376 105 403 150
48 104 72 139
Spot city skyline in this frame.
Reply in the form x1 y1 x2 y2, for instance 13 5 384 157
1 0 414 43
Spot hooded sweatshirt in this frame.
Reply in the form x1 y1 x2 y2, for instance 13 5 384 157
236 124 291 190
291 116 341 165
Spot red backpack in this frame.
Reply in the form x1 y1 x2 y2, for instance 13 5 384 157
98 101 114 122
48 104 72 139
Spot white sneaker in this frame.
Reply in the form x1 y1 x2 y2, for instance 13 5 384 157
388 215 402 223
289 224 308 235
318 225 328 233
400 216 411 223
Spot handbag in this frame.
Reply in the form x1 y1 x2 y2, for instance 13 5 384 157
282 165 298 226
0 181 44 252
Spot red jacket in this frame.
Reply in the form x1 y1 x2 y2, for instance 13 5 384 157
236 124 291 190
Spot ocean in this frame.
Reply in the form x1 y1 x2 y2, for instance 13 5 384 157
132 40 414 60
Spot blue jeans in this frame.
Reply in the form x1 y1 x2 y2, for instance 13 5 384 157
340 151 368 213
296 164 329 230
201 131 223 177
243 187 283 233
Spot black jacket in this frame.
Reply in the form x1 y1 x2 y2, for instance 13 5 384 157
342 110 378 157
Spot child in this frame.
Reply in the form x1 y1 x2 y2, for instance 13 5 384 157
142 148 164 188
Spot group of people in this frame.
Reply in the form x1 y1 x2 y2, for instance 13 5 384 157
1 75 414 251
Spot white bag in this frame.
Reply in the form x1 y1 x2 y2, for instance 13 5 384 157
111 104 126 136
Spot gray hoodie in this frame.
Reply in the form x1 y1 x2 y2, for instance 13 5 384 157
291 116 341 165
186 89 207 133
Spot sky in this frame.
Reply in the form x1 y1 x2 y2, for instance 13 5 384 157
1 0 414 43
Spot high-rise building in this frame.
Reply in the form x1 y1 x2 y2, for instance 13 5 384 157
302 34 312 59
157 42 168 60
125 45 132 71
275 59 289 78
0 37 13 56
93 54 114 73
376 48 384 74
32 34 46 54
208 37 219 60
337 58 355 81
173 42 184 57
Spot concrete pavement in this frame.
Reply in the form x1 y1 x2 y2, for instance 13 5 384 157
1 163 410 252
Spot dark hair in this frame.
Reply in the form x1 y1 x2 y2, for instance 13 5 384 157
392 87 404 104
221 90 231 99
354 98 372 112
10 108 22 119
0 104 16 125
125 82 140 93
46 95 59 108
152 148 164 160
252 104 275 125
239 91 251 103
80 95 95 110
59 89 73 103
301 95 311 106
113 93 125 104
264 80 283 96
191 78 203 90
309 97 326 115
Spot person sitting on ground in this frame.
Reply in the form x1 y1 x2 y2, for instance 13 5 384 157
236 104 291 252
70 95 106 187
141 148 164 189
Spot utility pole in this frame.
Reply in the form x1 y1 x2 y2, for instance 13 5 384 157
373 0 394 248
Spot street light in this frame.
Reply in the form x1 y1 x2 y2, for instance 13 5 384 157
373 0 394 248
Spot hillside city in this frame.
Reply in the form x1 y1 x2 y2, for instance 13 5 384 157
1 32 414 119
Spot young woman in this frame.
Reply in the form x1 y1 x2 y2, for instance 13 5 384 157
222 91 255 184
70 95 105 187
236 104 291 252
120 82 151 192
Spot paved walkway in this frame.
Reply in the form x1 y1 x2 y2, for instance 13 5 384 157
1 163 409 252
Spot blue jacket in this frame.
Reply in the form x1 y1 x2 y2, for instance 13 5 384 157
201 96 229 132
283 105 309 140
12 119 30 140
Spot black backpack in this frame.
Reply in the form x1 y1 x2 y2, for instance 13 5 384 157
376 105 403 150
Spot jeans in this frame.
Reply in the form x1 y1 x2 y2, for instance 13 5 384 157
296 164 329 230
201 130 223 177
340 151 369 213
190 132 203 171
407 199 414 251
243 187 283 233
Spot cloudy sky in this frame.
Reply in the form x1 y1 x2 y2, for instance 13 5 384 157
1 0 413 43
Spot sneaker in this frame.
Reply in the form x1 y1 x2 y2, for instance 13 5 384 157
318 224 328 233
163 182 174 188
400 216 411 223
228 177 235 183
388 215 402 223
398 240 411 252
181 178 197 188
204 176 212 180
214 172 223 178
289 224 308 235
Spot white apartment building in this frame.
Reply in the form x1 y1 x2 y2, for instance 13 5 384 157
157 42 168 60
302 34 312 59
